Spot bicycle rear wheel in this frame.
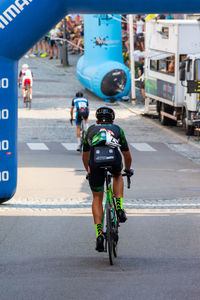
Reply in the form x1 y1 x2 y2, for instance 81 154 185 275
106 200 113 265
112 203 119 258
112 195 119 257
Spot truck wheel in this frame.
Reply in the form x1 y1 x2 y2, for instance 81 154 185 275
186 125 195 136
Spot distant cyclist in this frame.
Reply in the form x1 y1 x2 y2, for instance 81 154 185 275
18 64 34 103
70 92 89 151
82 106 133 252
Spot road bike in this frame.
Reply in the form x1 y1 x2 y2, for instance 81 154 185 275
102 167 131 265
70 116 87 152
24 82 31 109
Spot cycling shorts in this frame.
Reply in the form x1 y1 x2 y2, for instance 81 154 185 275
136 33 144 42
75 110 89 126
22 78 32 88
88 161 123 192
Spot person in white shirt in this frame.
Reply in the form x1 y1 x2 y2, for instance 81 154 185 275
18 64 34 102
49 27 60 59
135 15 145 51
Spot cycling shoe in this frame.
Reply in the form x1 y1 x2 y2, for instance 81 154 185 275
96 235 104 252
117 209 127 223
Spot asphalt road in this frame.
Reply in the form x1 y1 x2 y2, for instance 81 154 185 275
15 140 200 201
1 212 200 300
0 55 200 299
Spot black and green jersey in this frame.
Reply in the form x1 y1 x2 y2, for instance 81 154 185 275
83 123 129 152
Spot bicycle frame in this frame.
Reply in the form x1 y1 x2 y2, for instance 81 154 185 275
102 170 119 263
102 172 117 230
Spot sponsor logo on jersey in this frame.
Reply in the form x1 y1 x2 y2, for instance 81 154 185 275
100 128 115 136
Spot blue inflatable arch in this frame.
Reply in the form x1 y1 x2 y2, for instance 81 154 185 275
0 0 199 201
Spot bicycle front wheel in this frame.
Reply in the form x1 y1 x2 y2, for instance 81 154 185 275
106 200 113 265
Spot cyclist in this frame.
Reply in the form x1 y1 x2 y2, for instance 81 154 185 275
70 92 89 151
18 64 34 103
82 106 133 252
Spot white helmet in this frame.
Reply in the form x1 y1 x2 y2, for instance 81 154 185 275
22 64 29 70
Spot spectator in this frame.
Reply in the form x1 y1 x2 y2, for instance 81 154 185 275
40 34 50 57
137 57 145 99
157 14 166 20
135 15 145 51
166 14 173 20
66 15 76 34
49 27 60 59
167 57 175 74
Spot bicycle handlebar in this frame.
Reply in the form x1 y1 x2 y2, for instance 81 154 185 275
86 171 133 189
122 173 131 189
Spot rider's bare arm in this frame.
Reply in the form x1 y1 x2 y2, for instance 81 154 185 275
82 151 90 171
122 150 132 171
70 106 74 119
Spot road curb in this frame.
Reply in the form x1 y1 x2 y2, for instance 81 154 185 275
119 101 200 150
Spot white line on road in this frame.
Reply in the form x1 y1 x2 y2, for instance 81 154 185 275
62 143 77 151
27 143 49 150
131 143 157 152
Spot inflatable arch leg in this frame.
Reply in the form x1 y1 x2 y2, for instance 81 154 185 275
0 57 18 202
77 14 131 101
0 0 70 202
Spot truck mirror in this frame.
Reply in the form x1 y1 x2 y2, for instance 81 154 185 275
179 62 186 81
180 68 185 81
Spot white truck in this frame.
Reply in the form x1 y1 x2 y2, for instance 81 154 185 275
144 20 200 135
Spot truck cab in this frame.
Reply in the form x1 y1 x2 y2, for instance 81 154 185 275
144 20 200 135
180 54 200 134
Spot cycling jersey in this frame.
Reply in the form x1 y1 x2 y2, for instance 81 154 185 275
83 123 129 192
83 123 129 153
19 69 33 88
72 97 89 111
72 97 89 125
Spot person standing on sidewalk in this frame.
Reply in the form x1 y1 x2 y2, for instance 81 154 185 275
135 15 145 51
49 27 60 59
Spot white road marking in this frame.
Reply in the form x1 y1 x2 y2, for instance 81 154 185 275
130 143 157 152
62 143 77 151
27 143 49 150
